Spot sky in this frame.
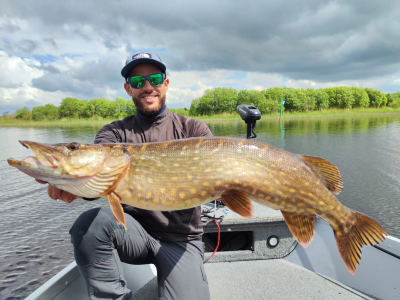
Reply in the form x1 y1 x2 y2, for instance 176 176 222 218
1 0 400 115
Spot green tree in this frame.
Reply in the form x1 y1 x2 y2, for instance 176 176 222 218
45 104 59 120
324 88 337 107
364 88 386 108
263 87 283 112
76 100 91 118
237 90 252 105
249 90 266 107
391 99 400 108
283 88 300 111
32 106 46 121
89 98 115 118
388 92 400 107
189 98 200 116
15 107 32 120
335 87 354 108
113 98 127 118
213 87 238 113
125 100 136 116
315 90 329 109
170 108 189 116
197 89 214 115
257 96 279 114
264 87 285 102
59 97 79 118
352 87 369 108
303 88 316 111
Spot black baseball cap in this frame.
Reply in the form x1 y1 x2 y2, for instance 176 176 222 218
121 51 166 78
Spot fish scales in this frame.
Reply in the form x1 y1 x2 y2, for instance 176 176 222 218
8 137 387 274
116 137 349 223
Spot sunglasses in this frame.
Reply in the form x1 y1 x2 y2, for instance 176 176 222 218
127 73 165 89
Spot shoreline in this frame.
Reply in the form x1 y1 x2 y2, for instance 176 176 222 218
1 108 400 126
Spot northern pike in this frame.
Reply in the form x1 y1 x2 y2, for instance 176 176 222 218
8 137 387 274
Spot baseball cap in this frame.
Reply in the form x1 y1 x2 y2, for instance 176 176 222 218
121 51 167 78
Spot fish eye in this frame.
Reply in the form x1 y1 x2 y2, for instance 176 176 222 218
68 142 79 151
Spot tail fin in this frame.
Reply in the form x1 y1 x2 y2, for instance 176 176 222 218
334 211 387 275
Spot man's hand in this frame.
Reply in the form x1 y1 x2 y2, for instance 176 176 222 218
36 179 79 203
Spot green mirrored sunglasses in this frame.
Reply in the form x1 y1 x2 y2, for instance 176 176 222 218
127 73 165 89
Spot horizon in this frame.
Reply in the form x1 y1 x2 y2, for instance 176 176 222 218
1 1 400 115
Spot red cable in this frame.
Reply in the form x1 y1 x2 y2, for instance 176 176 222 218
204 219 220 263
205 242 215 251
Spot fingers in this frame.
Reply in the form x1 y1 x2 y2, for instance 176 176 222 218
48 184 59 200
36 179 48 184
47 184 79 203
63 191 79 203
36 179 79 203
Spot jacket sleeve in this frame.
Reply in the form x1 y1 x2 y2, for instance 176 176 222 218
94 123 123 144
189 119 213 137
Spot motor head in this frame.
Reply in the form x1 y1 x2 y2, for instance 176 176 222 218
237 104 261 122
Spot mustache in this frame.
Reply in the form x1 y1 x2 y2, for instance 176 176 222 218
139 91 160 98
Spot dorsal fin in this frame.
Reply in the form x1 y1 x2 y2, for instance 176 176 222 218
301 155 343 194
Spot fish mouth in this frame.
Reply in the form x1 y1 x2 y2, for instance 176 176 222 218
7 141 67 181
19 140 61 167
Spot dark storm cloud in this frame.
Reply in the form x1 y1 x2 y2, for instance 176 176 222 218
32 73 94 94
71 55 123 87
2 0 400 84
31 54 124 95
0 23 20 33
32 64 60 74
43 38 57 48
3 39 39 54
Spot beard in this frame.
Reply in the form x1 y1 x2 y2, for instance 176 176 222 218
132 92 166 115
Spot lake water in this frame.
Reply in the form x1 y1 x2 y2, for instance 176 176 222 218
1 114 399 299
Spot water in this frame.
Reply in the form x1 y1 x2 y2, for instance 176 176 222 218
0 114 399 299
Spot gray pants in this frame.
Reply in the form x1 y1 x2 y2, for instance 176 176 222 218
69 207 210 300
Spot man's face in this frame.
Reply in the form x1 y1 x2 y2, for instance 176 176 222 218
124 63 169 115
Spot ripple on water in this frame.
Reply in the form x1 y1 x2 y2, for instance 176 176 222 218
1 118 400 299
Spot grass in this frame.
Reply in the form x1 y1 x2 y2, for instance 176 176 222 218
1 107 400 126
194 107 400 121
0 117 117 126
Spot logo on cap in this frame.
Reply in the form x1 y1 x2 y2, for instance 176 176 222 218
132 52 151 60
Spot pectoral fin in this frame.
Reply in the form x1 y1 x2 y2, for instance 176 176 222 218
107 192 126 230
281 211 315 248
220 189 253 219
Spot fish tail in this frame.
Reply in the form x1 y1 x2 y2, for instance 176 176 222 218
333 211 387 275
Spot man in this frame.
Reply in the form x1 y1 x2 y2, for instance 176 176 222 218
40 52 212 300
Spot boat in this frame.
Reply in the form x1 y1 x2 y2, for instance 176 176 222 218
25 201 400 300
25 106 400 299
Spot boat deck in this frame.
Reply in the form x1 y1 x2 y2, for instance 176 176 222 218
134 259 372 300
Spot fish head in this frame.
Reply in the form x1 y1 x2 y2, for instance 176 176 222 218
8 141 129 197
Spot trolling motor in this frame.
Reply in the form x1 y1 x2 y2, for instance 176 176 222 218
237 104 261 139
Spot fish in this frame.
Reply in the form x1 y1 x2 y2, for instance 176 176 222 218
8 137 387 274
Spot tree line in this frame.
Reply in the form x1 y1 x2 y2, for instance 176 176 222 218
189 87 400 116
3 97 190 121
2 87 400 121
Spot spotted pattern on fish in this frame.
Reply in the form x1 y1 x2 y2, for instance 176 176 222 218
8 137 387 275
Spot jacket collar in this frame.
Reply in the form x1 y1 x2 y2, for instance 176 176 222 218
134 105 171 127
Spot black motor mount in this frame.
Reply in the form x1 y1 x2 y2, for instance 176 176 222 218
236 105 261 139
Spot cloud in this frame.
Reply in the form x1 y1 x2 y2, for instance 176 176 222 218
1 0 400 115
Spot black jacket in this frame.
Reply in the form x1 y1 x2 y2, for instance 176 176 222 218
93 108 212 242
